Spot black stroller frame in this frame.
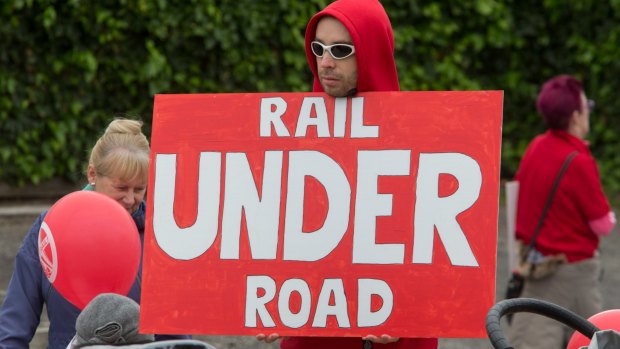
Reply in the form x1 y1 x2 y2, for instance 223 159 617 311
486 298 602 349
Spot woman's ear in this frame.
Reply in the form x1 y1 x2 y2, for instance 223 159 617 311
87 164 97 185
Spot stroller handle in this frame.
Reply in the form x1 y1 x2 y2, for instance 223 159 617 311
486 298 600 349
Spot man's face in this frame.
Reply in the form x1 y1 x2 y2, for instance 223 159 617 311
314 17 358 97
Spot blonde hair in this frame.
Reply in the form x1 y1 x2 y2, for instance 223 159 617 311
88 118 150 183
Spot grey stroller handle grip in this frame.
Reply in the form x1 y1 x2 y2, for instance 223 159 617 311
486 298 600 349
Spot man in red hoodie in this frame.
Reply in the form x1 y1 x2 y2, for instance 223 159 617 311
258 1 438 348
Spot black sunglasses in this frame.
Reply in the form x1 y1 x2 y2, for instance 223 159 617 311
587 99 595 112
311 41 356 60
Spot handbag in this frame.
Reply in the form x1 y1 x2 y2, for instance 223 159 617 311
505 151 577 303
516 241 567 280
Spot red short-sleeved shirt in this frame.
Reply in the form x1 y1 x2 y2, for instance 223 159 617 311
515 130 611 262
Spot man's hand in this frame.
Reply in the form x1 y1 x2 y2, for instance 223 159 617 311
363 334 400 344
256 333 282 343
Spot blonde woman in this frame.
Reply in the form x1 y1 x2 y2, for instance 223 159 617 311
0 119 189 349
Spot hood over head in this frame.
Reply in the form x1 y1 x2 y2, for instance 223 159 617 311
304 0 399 93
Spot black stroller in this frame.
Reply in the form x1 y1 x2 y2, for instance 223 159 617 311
486 298 620 349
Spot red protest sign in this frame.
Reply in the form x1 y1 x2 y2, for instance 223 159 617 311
140 91 503 338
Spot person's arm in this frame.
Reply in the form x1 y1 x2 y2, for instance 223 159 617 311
589 211 616 236
0 214 47 349
571 155 615 236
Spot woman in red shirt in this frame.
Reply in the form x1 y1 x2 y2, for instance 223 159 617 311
509 75 615 349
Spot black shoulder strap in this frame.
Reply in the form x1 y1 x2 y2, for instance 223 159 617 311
527 151 578 251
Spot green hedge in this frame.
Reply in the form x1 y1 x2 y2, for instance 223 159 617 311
2 0 620 196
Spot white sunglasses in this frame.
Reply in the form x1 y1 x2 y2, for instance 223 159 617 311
311 41 356 60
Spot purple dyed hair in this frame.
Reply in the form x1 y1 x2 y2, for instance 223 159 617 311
536 75 584 130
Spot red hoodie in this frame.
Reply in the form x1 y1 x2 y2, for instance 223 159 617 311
282 1 437 348
304 0 400 93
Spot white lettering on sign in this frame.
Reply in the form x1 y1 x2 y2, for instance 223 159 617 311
295 97 330 137
152 151 481 265
244 276 392 328
244 275 276 328
152 152 221 260
353 150 410 264
259 96 379 138
278 279 312 328
221 152 283 260
357 279 393 327
283 151 351 261
312 279 351 328
334 98 347 137
413 153 481 266
259 97 290 137
350 97 379 138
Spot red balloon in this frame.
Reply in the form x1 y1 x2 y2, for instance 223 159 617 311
38 191 141 310
567 309 620 349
